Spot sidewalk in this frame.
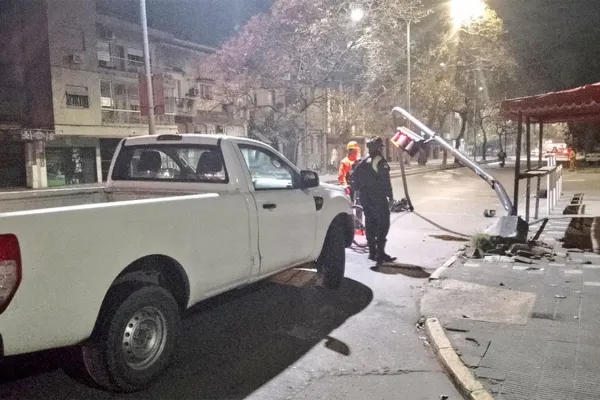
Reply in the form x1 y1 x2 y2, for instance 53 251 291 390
421 192 600 399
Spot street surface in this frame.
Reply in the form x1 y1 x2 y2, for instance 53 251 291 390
0 162 516 400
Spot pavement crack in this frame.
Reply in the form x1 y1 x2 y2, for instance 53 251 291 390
328 368 439 377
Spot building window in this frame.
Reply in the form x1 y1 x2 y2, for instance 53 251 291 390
127 48 144 72
164 87 176 113
66 86 89 108
100 80 141 124
198 83 212 100
97 42 125 70
100 80 113 108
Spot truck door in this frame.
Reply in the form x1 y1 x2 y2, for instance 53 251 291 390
236 143 318 276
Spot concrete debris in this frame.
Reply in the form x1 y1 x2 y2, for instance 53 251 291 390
483 255 514 263
470 248 484 259
526 266 544 271
514 256 533 264
516 250 536 258
486 247 506 255
509 243 532 254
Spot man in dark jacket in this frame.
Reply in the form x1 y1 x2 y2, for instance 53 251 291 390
353 137 397 264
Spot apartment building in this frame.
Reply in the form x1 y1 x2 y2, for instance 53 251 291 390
0 0 246 189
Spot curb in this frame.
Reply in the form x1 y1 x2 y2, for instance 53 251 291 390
428 250 464 281
425 318 495 400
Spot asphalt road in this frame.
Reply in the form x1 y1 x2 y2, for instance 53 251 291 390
0 162 522 400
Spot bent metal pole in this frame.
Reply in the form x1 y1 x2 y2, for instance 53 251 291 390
391 107 514 215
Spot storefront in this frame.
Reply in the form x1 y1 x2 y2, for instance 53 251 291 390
45 136 99 187
0 131 26 188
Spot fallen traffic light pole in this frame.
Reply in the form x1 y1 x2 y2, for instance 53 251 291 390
391 107 529 242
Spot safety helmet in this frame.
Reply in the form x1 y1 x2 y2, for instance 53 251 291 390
366 136 384 151
346 141 360 150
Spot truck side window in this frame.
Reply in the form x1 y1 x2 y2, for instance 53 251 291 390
238 144 297 190
111 144 229 183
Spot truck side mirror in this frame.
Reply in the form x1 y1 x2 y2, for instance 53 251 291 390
299 170 319 188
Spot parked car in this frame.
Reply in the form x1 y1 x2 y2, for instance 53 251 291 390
586 147 600 163
0 134 354 392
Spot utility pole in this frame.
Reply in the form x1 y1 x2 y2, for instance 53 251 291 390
398 19 414 212
140 0 156 135
406 20 411 114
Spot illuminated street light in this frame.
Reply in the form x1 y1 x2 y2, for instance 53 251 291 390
451 0 485 26
350 7 365 22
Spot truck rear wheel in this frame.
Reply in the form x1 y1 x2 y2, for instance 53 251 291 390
316 222 346 289
69 284 181 392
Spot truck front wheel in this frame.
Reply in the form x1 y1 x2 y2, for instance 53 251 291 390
70 284 181 392
316 222 346 289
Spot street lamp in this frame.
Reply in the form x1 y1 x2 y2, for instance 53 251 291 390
140 0 156 135
350 7 364 22
451 0 485 27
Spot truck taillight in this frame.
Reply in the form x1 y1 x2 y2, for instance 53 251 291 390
0 234 21 314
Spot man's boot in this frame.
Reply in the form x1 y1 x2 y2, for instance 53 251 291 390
376 239 397 265
368 242 377 261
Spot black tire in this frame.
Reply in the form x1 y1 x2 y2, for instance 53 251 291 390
316 222 346 289
68 284 181 393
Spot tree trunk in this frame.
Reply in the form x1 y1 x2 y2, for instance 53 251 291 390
437 114 448 166
480 121 488 161
454 113 468 164
498 132 503 152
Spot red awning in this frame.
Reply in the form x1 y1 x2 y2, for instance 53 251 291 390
500 82 600 124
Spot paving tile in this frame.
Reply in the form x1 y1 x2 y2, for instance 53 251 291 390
476 366 507 381
500 373 540 400
565 269 583 275
464 261 481 267
460 353 482 368
573 378 600 400
535 385 573 400
554 296 582 320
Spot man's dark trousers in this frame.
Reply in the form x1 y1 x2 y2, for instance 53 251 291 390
361 193 390 258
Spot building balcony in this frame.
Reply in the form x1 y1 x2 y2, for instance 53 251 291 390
101 109 175 126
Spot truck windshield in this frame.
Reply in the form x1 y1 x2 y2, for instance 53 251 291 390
111 143 229 183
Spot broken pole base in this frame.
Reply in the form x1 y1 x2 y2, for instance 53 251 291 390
484 215 529 243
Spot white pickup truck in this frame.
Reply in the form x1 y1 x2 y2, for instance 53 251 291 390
0 134 354 392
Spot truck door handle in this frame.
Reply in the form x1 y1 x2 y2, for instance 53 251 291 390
262 203 277 210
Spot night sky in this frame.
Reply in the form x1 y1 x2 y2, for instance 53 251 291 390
96 0 600 96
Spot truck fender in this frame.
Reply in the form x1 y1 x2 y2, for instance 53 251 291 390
103 254 190 312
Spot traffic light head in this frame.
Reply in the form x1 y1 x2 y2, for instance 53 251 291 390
391 127 424 157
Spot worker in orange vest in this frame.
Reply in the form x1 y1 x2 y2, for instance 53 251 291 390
569 147 576 171
339 141 361 202
339 141 360 182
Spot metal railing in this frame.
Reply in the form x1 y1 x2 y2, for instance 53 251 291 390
101 110 175 125
544 155 563 218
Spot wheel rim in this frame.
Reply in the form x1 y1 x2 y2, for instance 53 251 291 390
122 306 168 370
